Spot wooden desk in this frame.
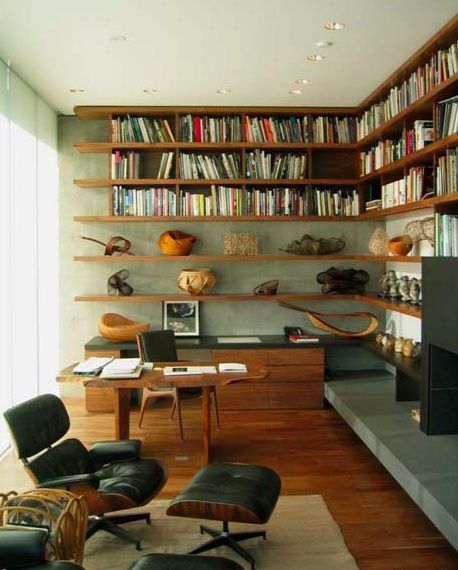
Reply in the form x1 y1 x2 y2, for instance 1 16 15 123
57 362 268 463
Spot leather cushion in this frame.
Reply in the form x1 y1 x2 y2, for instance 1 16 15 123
168 462 281 524
90 439 141 466
3 394 70 459
29 439 95 482
96 458 167 504
129 553 243 570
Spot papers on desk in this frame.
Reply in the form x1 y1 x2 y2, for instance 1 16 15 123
73 357 114 376
163 365 217 376
100 358 143 379
218 362 247 373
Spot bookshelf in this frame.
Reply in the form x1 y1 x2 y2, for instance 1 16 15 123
71 17 457 318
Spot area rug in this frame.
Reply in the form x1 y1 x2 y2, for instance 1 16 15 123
83 495 359 570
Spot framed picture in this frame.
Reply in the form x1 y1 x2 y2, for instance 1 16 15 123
163 301 200 337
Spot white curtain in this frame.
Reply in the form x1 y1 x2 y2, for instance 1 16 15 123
0 59 58 454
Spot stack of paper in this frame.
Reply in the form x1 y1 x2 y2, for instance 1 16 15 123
218 362 247 372
163 366 217 376
100 358 142 379
73 357 114 376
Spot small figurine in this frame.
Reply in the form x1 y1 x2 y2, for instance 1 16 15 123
409 278 421 304
398 276 410 301
394 336 405 352
402 338 415 357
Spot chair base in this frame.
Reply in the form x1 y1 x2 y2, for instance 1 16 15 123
188 521 266 570
86 512 151 550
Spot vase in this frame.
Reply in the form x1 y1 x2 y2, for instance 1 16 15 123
177 268 216 295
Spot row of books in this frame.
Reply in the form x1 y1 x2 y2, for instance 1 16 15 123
359 120 434 175
436 95 458 138
436 147 457 196
244 115 308 143
380 166 434 209
111 151 141 179
179 114 242 142
179 152 241 179
357 40 457 139
111 115 175 143
111 185 358 217
245 150 307 179
112 186 177 217
311 116 357 143
435 213 458 257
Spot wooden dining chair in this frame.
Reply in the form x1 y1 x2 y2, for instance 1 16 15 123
136 330 220 440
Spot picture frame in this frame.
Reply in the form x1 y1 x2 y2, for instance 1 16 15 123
162 301 200 337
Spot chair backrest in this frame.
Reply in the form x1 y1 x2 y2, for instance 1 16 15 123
137 329 178 362
3 394 94 484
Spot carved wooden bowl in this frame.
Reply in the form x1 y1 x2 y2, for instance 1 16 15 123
388 235 413 256
99 313 150 341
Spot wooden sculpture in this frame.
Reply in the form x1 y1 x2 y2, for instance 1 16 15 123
81 235 135 255
278 301 379 338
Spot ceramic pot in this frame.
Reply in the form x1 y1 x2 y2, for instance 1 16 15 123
177 268 216 295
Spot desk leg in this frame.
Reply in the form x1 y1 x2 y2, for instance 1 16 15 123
202 386 211 463
114 388 131 440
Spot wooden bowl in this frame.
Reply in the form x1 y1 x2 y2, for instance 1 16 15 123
388 235 413 256
99 313 150 342
159 230 196 256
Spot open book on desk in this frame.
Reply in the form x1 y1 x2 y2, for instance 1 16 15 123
73 356 114 376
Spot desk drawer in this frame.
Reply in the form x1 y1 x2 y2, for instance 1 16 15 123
211 347 324 366
216 381 269 410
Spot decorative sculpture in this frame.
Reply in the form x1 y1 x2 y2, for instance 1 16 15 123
81 235 134 255
404 216 434 246
316 267 369 294
159 230 196 256
278 301 379 338
253 280 279 295
177 268 216 295
99 313 149 341
280 234 345 255
224 232 258 255
368 227 389 256
107 269 133 296
387 234 413 255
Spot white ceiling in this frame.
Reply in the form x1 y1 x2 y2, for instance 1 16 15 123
0 0 456 115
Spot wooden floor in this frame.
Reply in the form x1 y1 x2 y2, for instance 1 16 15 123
3 397 458 569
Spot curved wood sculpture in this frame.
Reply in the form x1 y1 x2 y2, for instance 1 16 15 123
99 313 150 341
81 235 135 256
278 301 379 338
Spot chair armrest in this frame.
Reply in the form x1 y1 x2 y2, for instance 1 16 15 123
89 439 141 465
36 473 99 489
0 528 48 567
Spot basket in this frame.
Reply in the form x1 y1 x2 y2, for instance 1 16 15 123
98 313 150 342
159 230 196 256
177 268 216 295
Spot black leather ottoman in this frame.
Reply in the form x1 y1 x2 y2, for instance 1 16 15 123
167 462 281 570
129 553 243 570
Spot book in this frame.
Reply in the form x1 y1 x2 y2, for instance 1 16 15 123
218 362 247 372
100 358 141 377
73 356 114 376
288 333 319 343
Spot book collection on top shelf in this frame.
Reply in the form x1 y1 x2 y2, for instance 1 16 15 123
72 15 458 314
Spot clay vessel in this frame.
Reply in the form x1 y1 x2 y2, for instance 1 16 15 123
159 230 196 256
388 235 413 256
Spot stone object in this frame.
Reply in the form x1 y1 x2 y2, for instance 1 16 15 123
316 267 369 294
281 234 345 255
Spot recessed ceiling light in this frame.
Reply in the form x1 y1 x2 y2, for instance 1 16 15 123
289 89 302 95
307 54 325 61
142 88 159 94
216 88 231 94
110 34 127 42
324 21 345 30
316 40 333 48
295 78 311 85
69 88 86 93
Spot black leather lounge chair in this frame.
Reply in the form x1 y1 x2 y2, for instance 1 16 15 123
3 394 167 550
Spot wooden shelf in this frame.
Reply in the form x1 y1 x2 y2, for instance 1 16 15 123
75 141 358 153
74 177 358 188
73 291 421 317
74 254 421 263
73 214 357 222
355 293 421 318
359 193 458 220
75 293 350 302
359 133 458 184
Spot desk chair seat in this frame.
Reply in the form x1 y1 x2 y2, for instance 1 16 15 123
3 394 167 550
137 330 220 440
167 462 281 570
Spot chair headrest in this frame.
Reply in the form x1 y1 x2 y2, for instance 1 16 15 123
3 394 70 459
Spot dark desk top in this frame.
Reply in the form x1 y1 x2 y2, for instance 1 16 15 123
85 334 361 351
